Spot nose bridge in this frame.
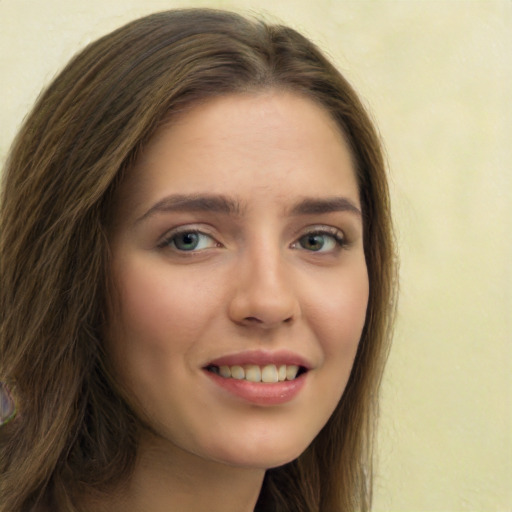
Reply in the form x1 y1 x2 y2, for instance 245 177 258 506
228 235 299 328
248 239 287 293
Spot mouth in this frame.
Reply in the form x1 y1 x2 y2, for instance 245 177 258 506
202 350 312 405
204 363 308 383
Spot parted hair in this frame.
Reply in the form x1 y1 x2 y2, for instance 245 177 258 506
0 8 396 512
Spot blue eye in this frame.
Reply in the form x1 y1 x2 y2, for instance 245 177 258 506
295 229 345 252
161 230 217 252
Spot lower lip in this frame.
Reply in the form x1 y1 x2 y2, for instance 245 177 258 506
204 371 307 406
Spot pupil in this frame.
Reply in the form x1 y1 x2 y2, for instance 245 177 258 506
303 234 324 251
177 232 198 250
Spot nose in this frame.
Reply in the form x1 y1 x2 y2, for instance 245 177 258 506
227 244 300 329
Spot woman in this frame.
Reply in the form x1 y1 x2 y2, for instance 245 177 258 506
0 8 396 512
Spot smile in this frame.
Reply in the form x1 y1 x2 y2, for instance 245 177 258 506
203 350 311 405
206 364 306 382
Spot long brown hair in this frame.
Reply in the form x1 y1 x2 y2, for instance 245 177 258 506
0 9 396 511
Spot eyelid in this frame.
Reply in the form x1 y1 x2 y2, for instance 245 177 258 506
300 225 346 242
301 225 345 238
291 225 347 252
157 225 220 251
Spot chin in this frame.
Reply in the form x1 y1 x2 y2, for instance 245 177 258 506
204 430 312 470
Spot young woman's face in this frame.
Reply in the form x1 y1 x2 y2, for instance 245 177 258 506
107 91 369 470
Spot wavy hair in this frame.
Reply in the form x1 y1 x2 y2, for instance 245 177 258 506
0 9 396 511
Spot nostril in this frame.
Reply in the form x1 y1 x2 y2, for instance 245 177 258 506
244 316 264 324
242 315 294 326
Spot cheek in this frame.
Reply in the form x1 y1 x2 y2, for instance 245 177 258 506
310 266 369 351
105 261 211 405
303 262 369 399
109 258 219 354
105 258 224 416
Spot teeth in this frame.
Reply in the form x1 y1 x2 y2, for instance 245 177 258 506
231 365 245 380
211 363 303 382
245 365 261 382
219 365 231 378
286 365 299 380
261 364 278 383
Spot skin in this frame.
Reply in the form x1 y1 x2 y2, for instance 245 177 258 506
104 90 369 512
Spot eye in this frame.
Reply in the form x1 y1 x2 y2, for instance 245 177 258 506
159 229 218 252
293 228 345 253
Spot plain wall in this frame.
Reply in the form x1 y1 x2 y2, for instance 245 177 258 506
1 1 511 510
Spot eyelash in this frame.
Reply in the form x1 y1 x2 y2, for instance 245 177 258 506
292 227 347 253
157 226 346 254
158 228 219 252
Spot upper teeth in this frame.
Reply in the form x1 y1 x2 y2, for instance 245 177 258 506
214 364 300 382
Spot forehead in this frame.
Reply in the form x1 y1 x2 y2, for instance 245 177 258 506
115 91 359 220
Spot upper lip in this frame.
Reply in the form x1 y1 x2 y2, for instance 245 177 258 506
204 349 313 370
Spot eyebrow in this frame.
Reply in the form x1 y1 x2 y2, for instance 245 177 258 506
135 193 362 224
136 194 241 224
289 197 362 217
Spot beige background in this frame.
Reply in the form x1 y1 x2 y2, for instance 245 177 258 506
1 1 511 510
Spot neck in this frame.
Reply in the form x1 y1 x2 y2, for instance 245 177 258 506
85 433 265 512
